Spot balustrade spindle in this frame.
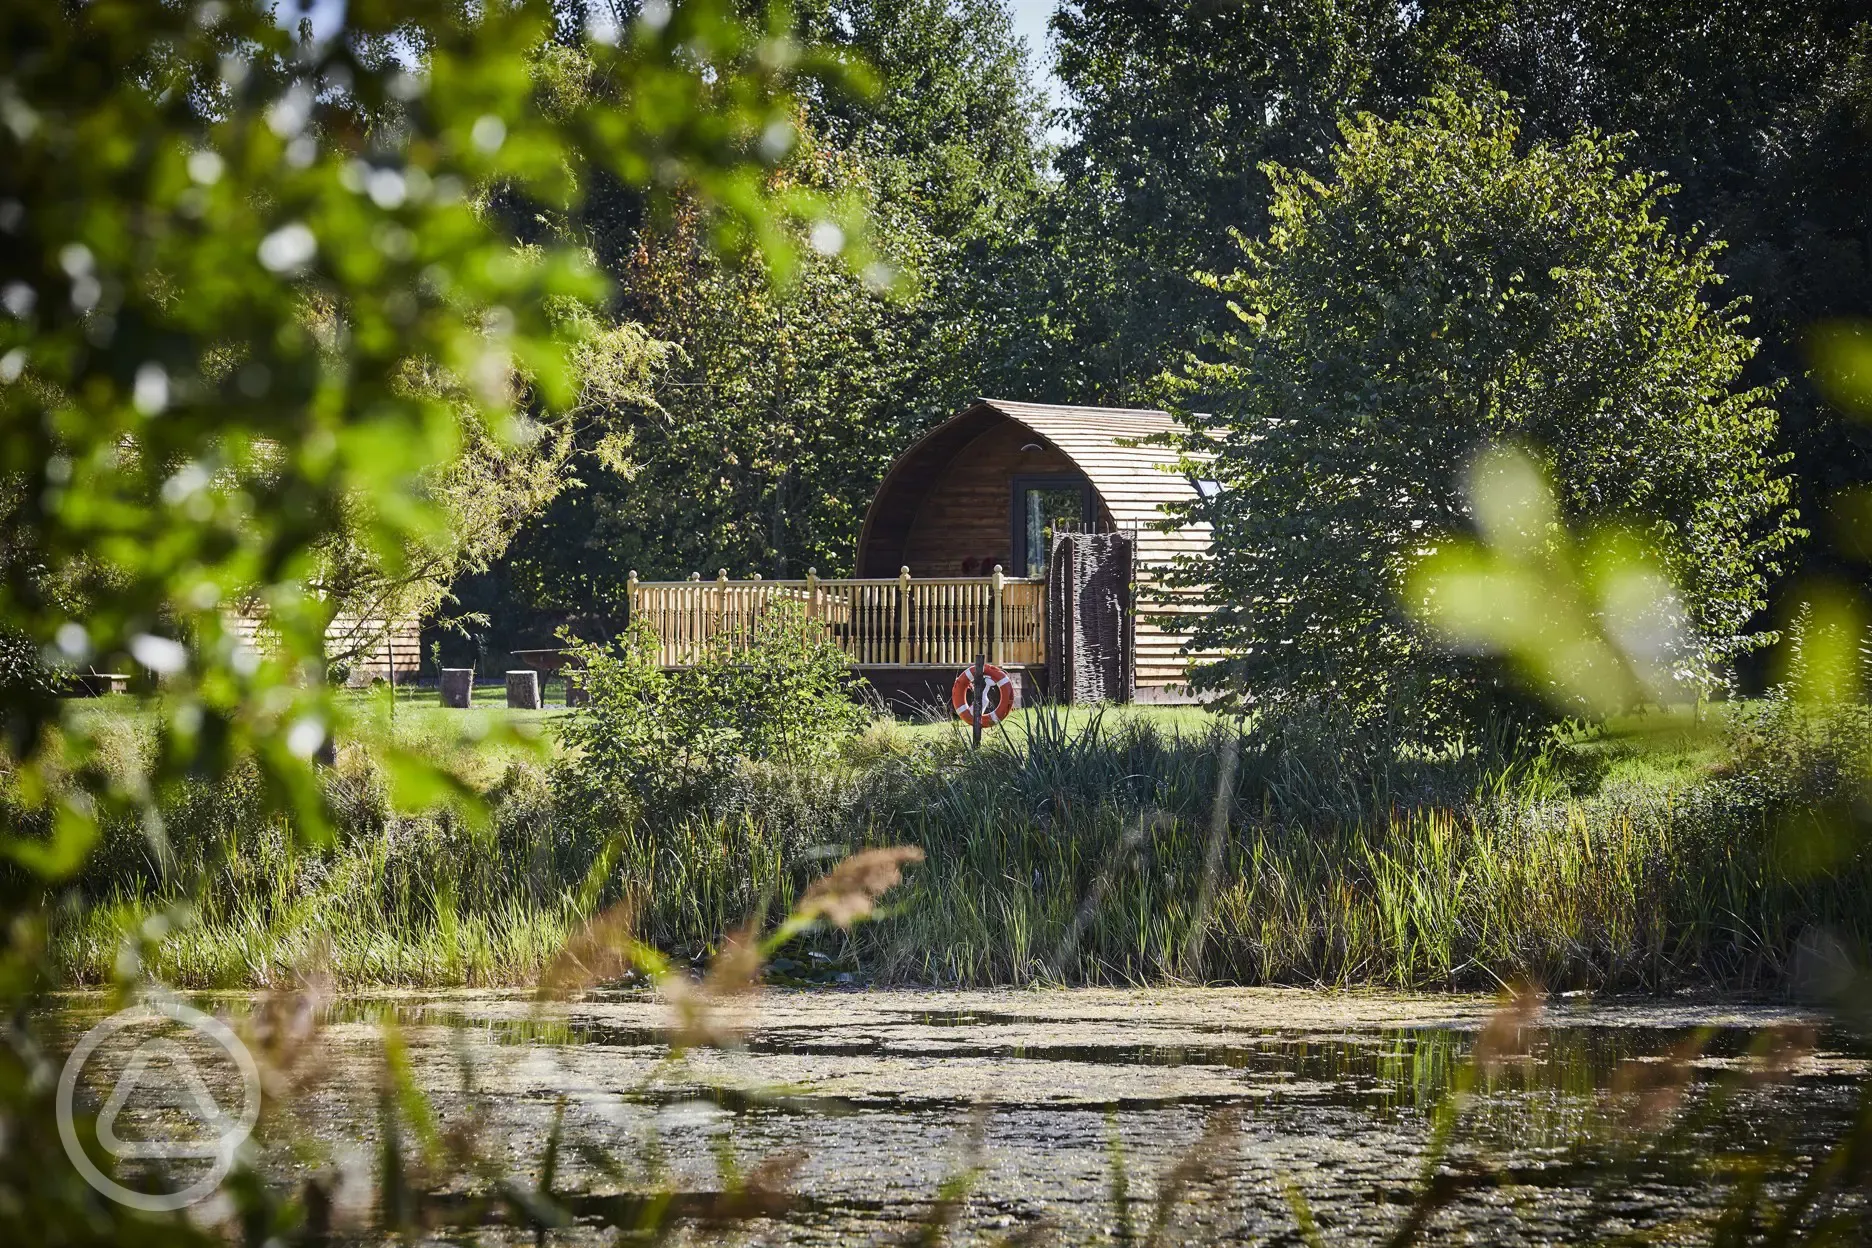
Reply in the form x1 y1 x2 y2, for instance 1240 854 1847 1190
618 572 1044 670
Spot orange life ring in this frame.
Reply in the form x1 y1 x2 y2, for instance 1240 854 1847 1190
951 662 1015 726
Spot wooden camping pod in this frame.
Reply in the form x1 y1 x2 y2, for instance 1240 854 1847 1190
855 398 1216 699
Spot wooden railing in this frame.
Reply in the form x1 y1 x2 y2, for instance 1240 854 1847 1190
627 568 1045 669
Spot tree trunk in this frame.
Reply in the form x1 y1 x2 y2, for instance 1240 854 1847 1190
441 667 474 708
505 669 541 710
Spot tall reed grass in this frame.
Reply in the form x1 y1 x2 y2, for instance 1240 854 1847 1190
27 701 1872 991
845 706 1872 990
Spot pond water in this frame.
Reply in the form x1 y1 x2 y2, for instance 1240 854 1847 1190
48 988 1869 1244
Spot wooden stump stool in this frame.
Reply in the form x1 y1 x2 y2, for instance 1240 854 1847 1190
440 667 474 708
505 669 541 710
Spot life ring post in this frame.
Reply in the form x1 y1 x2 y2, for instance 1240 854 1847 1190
952 658 1012 737
970 652 987 750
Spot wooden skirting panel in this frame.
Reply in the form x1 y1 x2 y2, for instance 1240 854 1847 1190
860 664 1044 717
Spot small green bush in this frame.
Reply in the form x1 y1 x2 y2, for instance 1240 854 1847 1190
555 602 868 829
680 601 871 766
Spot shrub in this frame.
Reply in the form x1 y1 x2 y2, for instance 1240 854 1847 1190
555 620 701 829
679 599 870 766
554 602 868 829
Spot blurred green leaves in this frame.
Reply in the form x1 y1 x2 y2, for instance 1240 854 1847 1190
1788 318 1872 713
0 0 853 871
1408 441 1872 725
1811 321 1872 422
1405 447 1696 719
1778 588 1868 708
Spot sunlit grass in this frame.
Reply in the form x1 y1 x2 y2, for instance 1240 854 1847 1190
36 700 1871 992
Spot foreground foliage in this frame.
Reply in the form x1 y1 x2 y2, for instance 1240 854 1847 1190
0 0 843 872
0 2 857 1242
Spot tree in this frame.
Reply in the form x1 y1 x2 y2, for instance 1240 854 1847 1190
493 168 932 606
311 315 676 663
1036 0 1872 563
457 0 1051 644
1026 0 1443 403
1168 89 1801 739
452 133 935 641
1430 1 1872 588
789 0 1052 432
793 0 1046 244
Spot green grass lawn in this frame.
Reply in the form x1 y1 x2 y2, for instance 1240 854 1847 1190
339 684 571 728
59 684 569 788
61 686 1746 798
341 692 1234 785
907 700 1750 799
1563 703 1754 791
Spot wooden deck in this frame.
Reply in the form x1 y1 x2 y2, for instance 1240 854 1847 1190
628 570 1045 670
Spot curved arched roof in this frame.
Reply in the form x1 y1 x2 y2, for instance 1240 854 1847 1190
856 398 1210 577
856 398 1215 690
983 399 1201 531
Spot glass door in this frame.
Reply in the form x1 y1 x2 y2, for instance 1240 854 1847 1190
1012 476 1093 577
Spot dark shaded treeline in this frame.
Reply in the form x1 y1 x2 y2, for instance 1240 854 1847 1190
449 0 1872 663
